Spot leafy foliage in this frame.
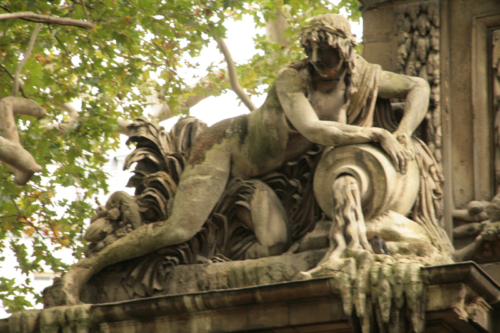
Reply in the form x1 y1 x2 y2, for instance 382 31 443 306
0 0 360 313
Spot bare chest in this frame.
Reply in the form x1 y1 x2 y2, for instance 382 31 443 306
309 83 347 124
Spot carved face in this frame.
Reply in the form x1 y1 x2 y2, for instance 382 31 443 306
308 41 343 79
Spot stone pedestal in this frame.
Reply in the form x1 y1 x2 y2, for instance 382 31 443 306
2 262 498 332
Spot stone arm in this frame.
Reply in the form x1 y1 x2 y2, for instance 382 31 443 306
377 70 430 148
276 68 409 173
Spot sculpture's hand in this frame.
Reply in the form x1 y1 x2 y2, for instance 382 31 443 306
393 131 415 159
379 131 409 174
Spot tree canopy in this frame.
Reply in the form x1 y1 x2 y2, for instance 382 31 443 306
0 0 360 313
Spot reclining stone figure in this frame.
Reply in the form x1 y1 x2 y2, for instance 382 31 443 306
46 14 453 316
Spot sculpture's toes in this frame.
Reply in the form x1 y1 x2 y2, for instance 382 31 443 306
7 309 41 333
376 259 394 324
352 250 373 333
39 304 92 333
65 304 93 333
338 258 356 317
293 271 313 281
43 274 82 308
393 258 409 310
404 260 425 333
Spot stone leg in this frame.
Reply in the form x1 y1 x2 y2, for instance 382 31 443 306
49 143 232 306
236 180 291 259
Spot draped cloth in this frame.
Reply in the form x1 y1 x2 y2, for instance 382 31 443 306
347 59 453 254
347 61 382 128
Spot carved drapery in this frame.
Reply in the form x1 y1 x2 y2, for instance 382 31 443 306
396 2 441 164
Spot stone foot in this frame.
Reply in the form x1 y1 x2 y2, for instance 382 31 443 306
8 304 92 333
296 253 429 333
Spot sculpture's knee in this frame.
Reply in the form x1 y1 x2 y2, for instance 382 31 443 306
105 191 142 229
250 182 290 248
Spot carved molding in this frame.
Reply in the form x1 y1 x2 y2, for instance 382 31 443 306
471 13 500 200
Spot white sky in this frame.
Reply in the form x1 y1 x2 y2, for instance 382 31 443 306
157 13 363 132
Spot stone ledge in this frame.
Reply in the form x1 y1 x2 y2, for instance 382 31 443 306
422 261 500 306
1 262 499 332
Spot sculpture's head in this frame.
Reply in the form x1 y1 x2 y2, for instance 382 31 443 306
301 14 357 79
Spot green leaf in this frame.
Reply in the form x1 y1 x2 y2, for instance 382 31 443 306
0 0 361 312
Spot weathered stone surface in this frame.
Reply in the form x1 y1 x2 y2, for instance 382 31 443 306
2 263 498 333
82 249 326 304
18 6 500 332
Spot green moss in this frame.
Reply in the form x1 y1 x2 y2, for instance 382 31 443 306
188 116 249 165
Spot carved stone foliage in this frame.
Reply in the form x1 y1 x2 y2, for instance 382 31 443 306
396 2 441 163
83 117 323 297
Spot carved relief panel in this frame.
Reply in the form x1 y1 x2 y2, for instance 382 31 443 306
396 1 441 164
493 28 500 194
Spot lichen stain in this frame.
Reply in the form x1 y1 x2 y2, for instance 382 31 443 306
188 115 248 165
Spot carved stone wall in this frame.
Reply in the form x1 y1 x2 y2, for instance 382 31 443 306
493 29 500 194
395 2 441 165
361 0 500 265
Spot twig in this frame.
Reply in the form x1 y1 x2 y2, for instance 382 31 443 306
0 215 17 219
11 199 44 238
0 5 12 13
40 202 68 247
46 25 67 56
57 5 74 11
0 64 27 98
117 119 132 136
216 38 256 111
151 40 175 72
272 2 296 34
80 0 90 22
46 24 82 77
151 40 167 57
79 0 93 48
0 12 94 29
13 23 42 97
48 223 67 246
121 54 163 67
41 103 81 136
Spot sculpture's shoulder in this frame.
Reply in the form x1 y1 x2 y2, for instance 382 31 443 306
285 59 309 71
275 60 311 94
351 54 372 87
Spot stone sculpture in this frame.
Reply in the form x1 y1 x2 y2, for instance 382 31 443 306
40 13 456 333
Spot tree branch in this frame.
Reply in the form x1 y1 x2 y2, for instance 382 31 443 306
0 97 46 185
0 12 94 29
11 200 44 238
117 119 132 136
0 137 43 185
41 103 132 137
216 38 256 111
0 64 27 98
266 8 290 45
120 54 163 67
150 70 228 122
13 23 42 97
150 103 171 123
57 5 75 11
5 97 46 118
41 103 82 136
80 0 90 22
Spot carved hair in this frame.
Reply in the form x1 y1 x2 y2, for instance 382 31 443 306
301 14 358 99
